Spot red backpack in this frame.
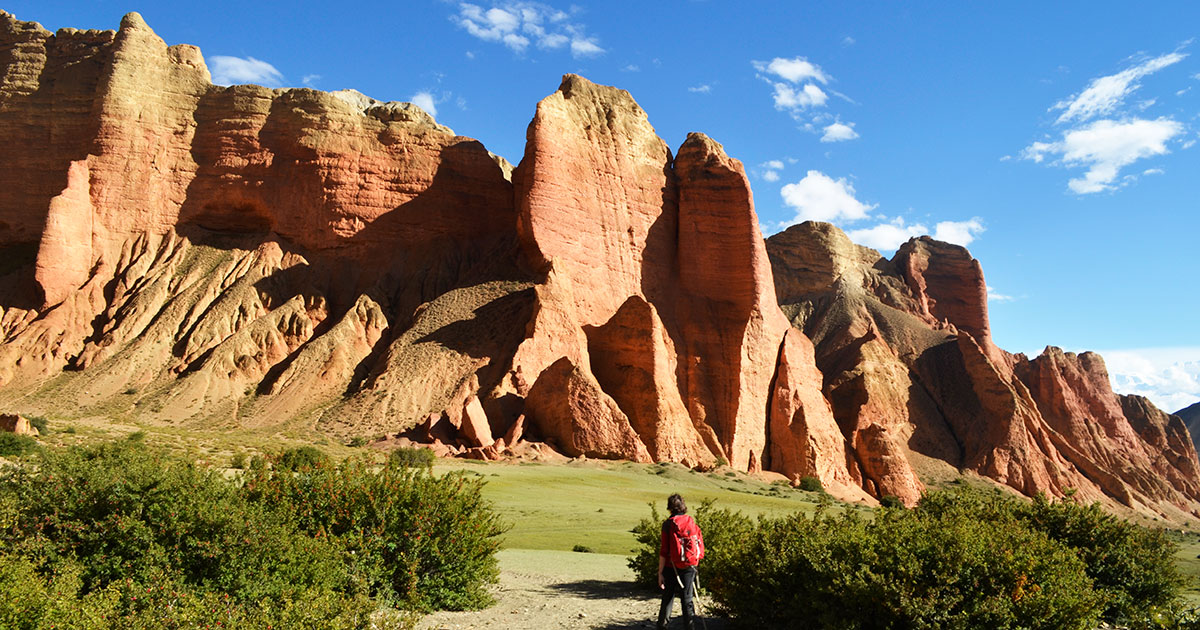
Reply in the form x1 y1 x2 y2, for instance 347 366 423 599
666 514 705 569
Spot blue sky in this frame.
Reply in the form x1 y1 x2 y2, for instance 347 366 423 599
7 1 1200 411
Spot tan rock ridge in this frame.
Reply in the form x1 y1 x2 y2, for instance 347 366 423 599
1 12 1197 518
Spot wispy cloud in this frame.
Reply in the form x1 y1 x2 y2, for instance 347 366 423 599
411 91 438 117
987 285 1016 302
688 84 712 94
452 2 604 58
1022 118 1183 193
301 74 321 88
1022 49 1190 194
845 216 984 252
758 159 785 182
1092 346 1200 413
821 121 858 142
1052 52 1186 124
210 56 284 87
753 56 859 141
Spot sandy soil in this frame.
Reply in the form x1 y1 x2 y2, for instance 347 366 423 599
418 549 731 630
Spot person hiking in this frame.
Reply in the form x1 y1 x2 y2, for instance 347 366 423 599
657 493 704 629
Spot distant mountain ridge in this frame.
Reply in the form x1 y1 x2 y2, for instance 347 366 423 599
1178 402 1200 452
1 10 1198 521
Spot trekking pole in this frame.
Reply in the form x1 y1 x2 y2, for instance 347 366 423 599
677 572 709 630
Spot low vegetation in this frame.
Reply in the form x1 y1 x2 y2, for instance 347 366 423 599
0 440 505 628
632 487 1190 629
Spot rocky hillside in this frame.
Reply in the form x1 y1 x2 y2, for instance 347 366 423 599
1 11 1197 519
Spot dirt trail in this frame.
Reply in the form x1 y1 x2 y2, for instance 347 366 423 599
418 549 731 630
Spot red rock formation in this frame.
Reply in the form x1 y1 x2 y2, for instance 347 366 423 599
768 221 1200 515
2 11 1197 518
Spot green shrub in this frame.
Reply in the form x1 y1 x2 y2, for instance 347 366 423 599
0 433 37 457
798 475 824 492
879 494 905 509
244 455 506 612
0 441 348 605
230 451 248 469
1014 493 1184 624
0 552 383 630
389 446 435 469
572 544 593 553
25 416 48 434
349 436 369 448
0 439 496 627
277 445 329 471
631 489 1116 629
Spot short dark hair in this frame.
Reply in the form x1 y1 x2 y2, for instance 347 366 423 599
667 493 686 515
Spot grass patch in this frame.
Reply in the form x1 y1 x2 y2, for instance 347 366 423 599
433 459 856 555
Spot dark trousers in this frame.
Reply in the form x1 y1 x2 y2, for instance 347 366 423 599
657 565 697 628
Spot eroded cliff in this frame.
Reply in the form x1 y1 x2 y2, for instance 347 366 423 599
1 11 1196 518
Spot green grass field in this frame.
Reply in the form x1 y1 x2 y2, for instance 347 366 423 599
435 458 868 555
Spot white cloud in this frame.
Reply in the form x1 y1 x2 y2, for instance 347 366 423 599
411 91 438 117
845 218 923 251
1093 347 1200 413
821 121 859 142
764 160 785 170
1143 167 1165 175
570 37 604 57
762 170 780 182
1022 118 1183 193
932 218 985 246
753 55 856 138
688 84 712 94
842 36 855 46
301 74 321 88
987 285 1016 302
780 170 875 223
622 64 640 72
771 82 827 110
1052 52 1186 124
210 56 284 87
845 216 984 252
753 57 829 84
452 2 603 58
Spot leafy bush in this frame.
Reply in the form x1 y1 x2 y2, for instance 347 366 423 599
1014 493 1184 624
277 445 330 471
0 439 504 627
244 455 506 611
0 433 37 457
0 441 347 605
349 436 369 448
25 416 48 434
879 494 905 509
630 487 1194 629
798 475 824 492
572 544 593 553
389 446 436 469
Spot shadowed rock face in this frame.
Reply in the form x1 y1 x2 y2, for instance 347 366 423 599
2 12 1197 518
767 221 1200 517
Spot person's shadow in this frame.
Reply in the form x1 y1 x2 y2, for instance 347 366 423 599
546 579 732 629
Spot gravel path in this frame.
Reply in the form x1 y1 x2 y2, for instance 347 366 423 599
418 549 731 630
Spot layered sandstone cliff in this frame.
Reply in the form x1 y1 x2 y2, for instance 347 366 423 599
1 11 1196 517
